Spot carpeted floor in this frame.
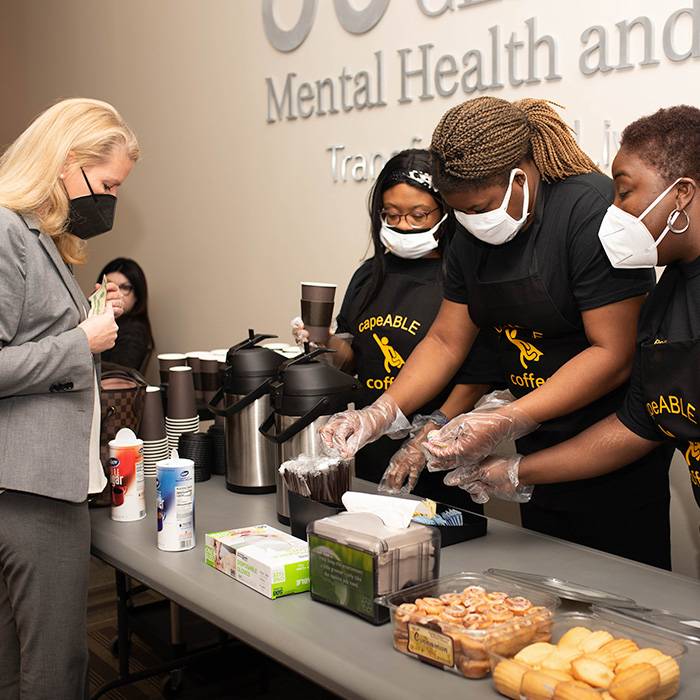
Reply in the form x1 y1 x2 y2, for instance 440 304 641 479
87 557 342 700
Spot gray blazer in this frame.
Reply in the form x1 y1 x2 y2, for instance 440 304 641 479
0 207 98 502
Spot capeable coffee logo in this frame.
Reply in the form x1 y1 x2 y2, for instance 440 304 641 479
262 0 494 52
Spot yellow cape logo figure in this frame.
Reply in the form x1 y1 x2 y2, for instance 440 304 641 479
685 441 700 466
505 329 544 369
658 425 676 439
373 333 405 373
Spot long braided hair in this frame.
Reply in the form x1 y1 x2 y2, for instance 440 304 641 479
430 97 600 193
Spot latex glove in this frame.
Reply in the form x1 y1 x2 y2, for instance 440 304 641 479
318 393 411 460
378 415 434 495
422 389 539 471
291 316 353 369
291 316 338 347
443 454 533 504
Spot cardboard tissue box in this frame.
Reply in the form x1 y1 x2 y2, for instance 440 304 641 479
205 524 309 599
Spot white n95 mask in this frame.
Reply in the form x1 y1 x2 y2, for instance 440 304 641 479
380 213 447 259
598 178 681 268
454 168 529 245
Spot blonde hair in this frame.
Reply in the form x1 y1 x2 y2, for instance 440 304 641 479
430 96 600 192
0 98 139 265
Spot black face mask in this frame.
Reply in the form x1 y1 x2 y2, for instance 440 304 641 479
66 168 117 240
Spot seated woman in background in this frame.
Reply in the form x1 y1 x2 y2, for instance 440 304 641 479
96 257 154 372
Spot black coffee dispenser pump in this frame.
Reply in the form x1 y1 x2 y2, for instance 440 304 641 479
259 346 363 524
208 329 285 493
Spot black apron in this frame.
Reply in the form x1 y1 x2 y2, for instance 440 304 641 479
347 267 487 513
641 269 700 508
467 188 671 511
346 268 450 481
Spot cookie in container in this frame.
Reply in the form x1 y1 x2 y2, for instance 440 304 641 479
487 610 686 700
375 571 560 679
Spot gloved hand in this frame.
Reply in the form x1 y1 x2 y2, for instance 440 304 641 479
421 389 539 471
318 393 411 460
443 454 533 504
291 316 338 347
378 415 435 495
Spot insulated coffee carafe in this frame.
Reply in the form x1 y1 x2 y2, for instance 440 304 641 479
208 330 285 493
259 348 363 524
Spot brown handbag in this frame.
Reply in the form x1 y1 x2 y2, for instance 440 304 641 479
89 364 149 507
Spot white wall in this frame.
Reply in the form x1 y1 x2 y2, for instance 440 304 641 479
1 0 698 577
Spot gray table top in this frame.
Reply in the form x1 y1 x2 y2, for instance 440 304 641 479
90 476 700 700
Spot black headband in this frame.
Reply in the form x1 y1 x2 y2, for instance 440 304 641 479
383 168 440 195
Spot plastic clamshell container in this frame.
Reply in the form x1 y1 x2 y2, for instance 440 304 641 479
307 511 440 624
375 572 560 679
487 610 687 700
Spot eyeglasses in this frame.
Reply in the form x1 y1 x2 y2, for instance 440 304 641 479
118 284 133 296
379 207 441 229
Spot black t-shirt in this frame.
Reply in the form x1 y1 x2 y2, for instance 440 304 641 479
442 172 670 512
444 172 655 323
337 254 503 396
335 253 503 507
618 257 700 439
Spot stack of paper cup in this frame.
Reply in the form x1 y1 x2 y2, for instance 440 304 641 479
301 282 336 344
165 366 199 453
138 386 168 477
198 353 222 409
185 351 207 402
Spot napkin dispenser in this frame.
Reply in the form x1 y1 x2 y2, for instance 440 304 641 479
307 511 440 624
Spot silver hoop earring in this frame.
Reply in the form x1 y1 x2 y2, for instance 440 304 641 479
667 208 690 234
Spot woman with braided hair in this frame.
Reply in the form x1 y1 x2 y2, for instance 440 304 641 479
293 149 502 508
319 97 674 569
451 104 700 520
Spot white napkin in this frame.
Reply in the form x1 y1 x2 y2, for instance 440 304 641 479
340 491 418 529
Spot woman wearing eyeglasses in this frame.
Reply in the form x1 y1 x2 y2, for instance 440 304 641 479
96 257 154 372
294 149 502 505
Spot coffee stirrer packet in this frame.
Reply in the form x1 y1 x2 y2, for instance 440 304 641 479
89 275 108 317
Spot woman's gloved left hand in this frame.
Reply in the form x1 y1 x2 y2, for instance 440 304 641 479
443 454 533 504
421 390 539 471
318 393 410 460
378 416 435 495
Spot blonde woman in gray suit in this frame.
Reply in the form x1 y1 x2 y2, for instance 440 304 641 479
0 98 139 700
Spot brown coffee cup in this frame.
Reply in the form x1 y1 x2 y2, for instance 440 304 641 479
158 353 187 386
185 351 206 401
167 366 197 420
301 282 336 302
301 299 334 343
139 386 166 442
